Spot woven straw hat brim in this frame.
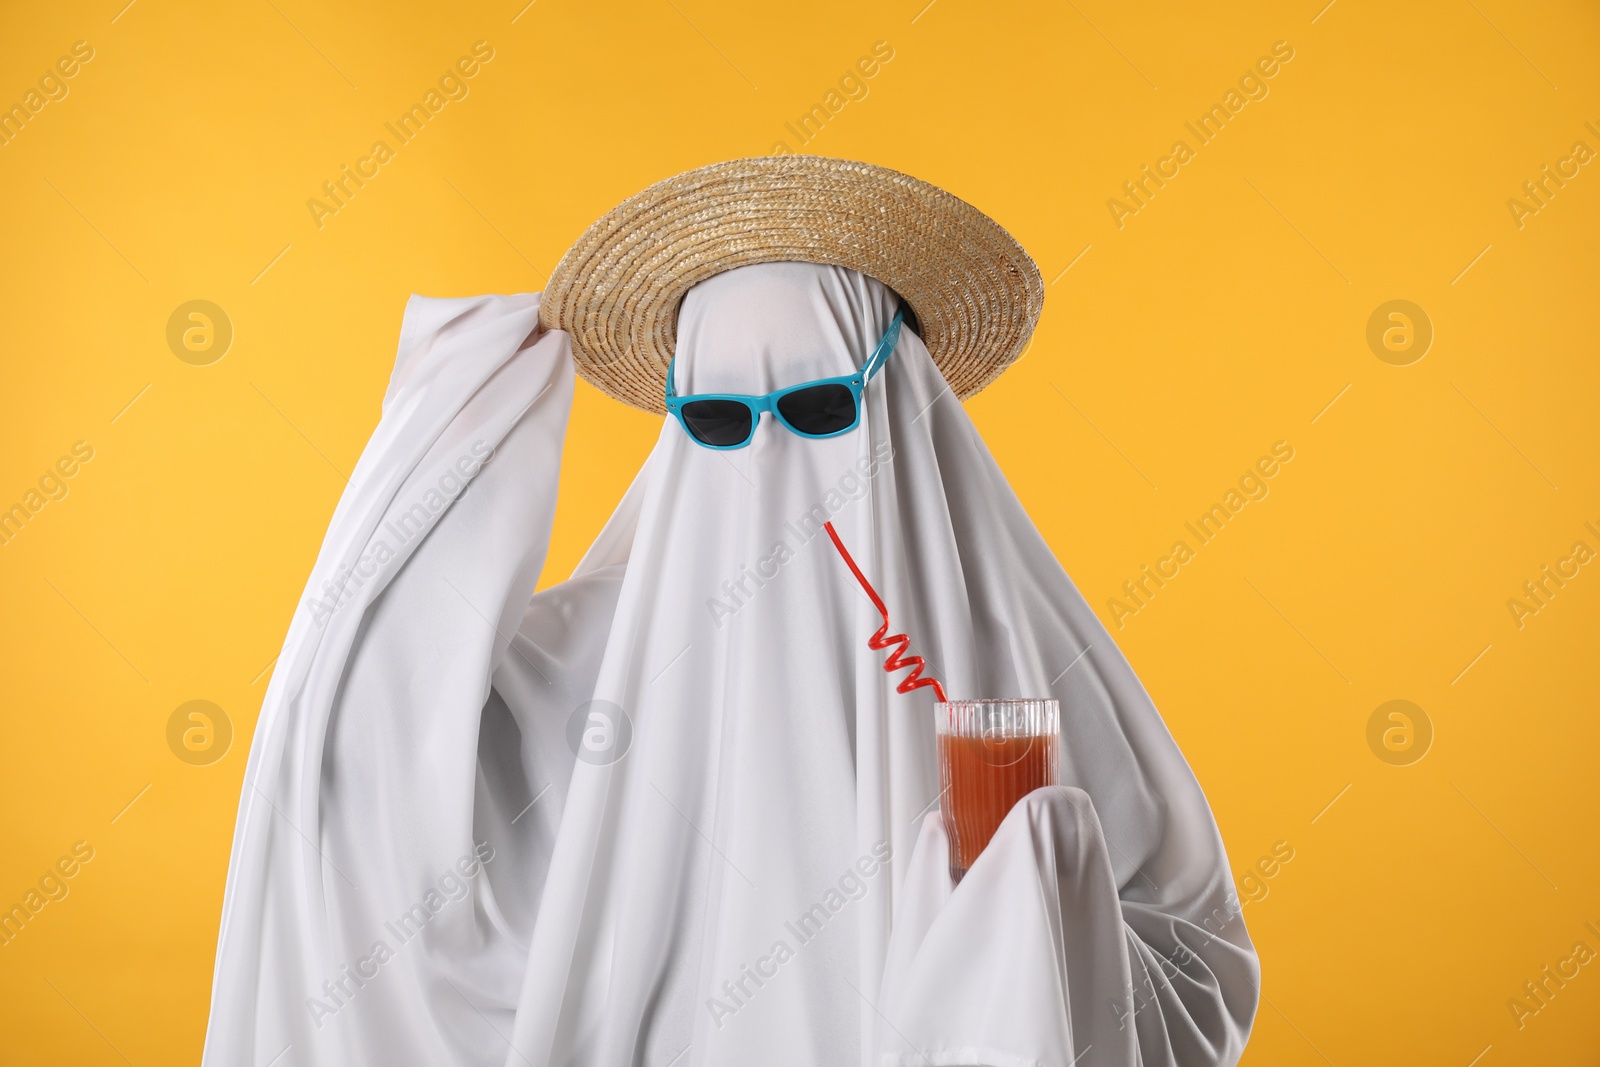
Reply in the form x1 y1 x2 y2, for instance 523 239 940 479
539 155 1045 415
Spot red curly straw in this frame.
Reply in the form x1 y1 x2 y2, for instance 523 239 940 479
823 521 947 703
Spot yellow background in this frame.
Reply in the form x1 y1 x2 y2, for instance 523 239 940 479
2 0 1597 1062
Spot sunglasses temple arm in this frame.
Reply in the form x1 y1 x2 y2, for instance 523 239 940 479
863 308 905 382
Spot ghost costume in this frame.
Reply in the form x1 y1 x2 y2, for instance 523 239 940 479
202 262 1258 1067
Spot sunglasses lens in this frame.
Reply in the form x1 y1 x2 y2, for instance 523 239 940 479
777 384 857 436
680 399 754 447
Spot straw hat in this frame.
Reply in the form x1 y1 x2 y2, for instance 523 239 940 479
539 155 1045 414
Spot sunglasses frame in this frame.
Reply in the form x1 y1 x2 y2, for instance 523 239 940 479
665 308 904 451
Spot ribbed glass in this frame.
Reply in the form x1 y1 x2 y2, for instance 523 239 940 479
936 698 1060 884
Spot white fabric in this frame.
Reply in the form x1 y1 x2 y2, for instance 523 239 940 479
203 263 1258 1067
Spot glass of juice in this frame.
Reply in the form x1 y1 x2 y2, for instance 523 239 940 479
936 698 1060 884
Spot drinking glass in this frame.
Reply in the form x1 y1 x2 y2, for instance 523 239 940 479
936 698 1060 884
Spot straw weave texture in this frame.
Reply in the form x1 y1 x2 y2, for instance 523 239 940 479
540 156 1045 414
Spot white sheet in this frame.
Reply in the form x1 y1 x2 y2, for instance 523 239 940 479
203 263 1258 1067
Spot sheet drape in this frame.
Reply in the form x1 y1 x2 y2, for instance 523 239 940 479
203 263 1257 1067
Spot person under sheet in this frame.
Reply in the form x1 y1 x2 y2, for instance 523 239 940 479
203 260 1258 1067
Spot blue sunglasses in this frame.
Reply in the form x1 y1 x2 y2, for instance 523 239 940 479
665 308 904 450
